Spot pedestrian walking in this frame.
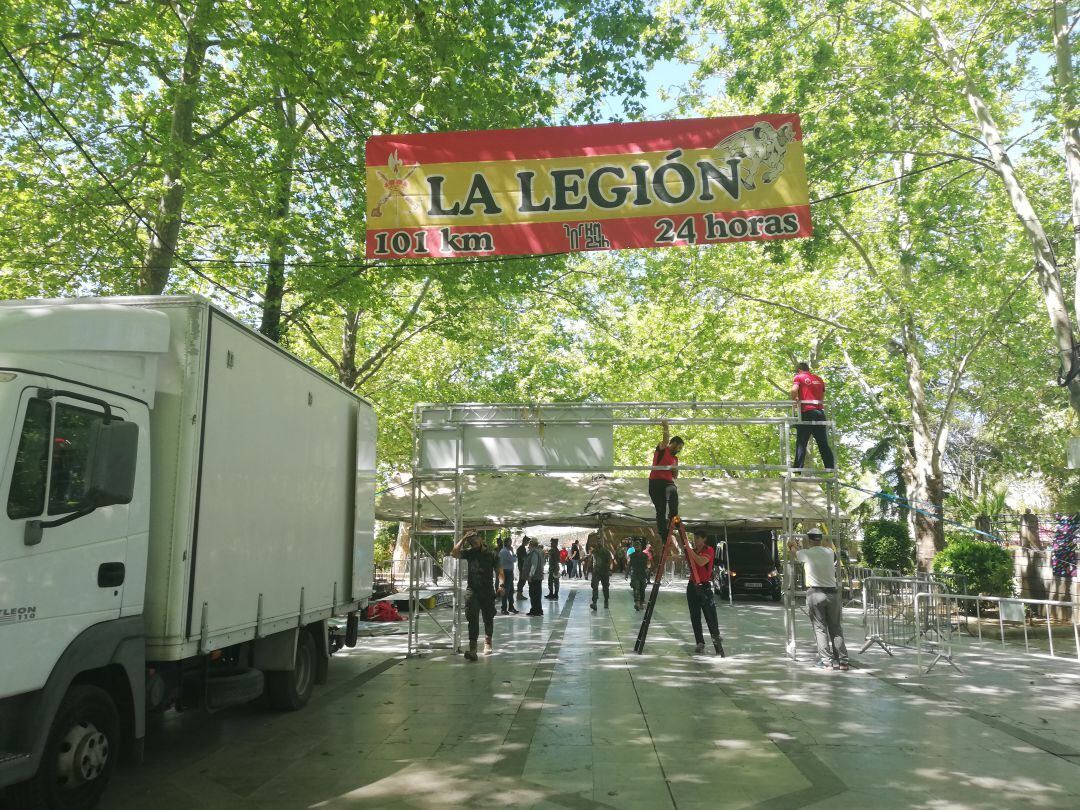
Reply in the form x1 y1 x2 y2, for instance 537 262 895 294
570 540 582 578
788 528 848 670
648 420 683 540
791 362 836 470
685 535 724 655
546 538 562 600
590 536 613 611
628 541 649 610
498 537 518 615
524 537 545 616
451 530 505 661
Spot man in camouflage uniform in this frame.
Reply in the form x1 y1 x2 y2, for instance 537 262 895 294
590 535 613 611
452 530 505 661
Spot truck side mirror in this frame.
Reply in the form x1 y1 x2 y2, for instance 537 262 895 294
85 419 139 507
24 521 43 546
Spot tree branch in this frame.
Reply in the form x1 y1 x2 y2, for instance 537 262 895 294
932 265 1039 456
195 96 283 144
292 316 343 378
352 277 434 379
838 335 908 441
703 281 853 332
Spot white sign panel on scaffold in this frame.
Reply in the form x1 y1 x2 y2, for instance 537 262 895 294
418 406 613 472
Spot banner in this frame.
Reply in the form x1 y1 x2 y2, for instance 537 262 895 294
365 115 811 259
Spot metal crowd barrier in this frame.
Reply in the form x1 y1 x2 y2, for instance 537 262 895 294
840 565 903 607
859 576 950 657
839 567 967 608
914 591 1080 674
378 556 438 589
661 557 689 585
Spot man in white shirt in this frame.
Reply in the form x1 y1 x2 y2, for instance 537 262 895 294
788 527 849 670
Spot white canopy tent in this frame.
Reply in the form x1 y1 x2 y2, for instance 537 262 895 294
377 472 841 531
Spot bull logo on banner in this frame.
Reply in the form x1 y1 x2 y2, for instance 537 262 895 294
714 121 795 191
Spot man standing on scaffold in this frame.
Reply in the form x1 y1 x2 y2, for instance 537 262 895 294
648 419 684 541
791 362 835 471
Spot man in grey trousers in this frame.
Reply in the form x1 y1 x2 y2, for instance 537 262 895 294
789 528 849 671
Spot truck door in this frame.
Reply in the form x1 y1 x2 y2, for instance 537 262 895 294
0 386 134 699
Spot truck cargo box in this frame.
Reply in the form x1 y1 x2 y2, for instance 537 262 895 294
138 298 374 660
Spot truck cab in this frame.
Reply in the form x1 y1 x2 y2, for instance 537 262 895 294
0 303 163 808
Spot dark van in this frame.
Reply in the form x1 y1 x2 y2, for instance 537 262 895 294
713 531 782 601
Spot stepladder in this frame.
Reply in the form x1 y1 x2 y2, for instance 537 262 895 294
634 516 725 656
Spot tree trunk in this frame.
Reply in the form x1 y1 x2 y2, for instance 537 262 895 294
392 522 411 578
1053 2 1080 324
904 455 945 570
140 0 213 294
901 317 945 568
910 0 1080 415
259 95 303 342
339 309 361 389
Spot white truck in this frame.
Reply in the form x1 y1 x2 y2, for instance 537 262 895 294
0 296 376 809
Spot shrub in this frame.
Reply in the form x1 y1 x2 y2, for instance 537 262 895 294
860 520 914 572
932 536 1013 597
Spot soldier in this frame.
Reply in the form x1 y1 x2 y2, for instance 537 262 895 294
524 537 546 617
546 538 562 600
516 536 529 598
451 530 505 661
590 534 613 611
498 537 518 615
628 540 650 611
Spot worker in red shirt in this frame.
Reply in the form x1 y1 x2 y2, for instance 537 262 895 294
791 362 835 470
685 535 724 655
648 419 684 540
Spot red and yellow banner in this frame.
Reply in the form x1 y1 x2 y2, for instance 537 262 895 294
364 115 811 259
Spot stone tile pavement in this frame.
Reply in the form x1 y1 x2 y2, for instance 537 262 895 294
87 579 1080 808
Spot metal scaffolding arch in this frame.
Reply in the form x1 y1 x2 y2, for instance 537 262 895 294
404 400 841 660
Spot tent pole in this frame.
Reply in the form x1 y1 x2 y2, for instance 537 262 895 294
724 523 732 606
408 403 421 656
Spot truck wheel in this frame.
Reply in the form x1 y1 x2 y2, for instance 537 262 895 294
10 685 119 810
265 630 317 711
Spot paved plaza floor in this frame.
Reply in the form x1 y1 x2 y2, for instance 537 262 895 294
90 579 1080 808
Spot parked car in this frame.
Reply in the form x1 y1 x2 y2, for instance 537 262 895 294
714 533 782 601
